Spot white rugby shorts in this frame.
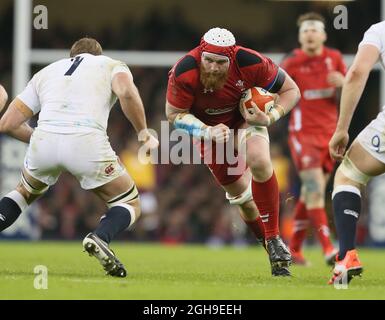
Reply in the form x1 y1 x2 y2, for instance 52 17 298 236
356 116 385 164
24 128 126 189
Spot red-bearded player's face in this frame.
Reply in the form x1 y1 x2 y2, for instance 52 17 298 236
200 52 230 91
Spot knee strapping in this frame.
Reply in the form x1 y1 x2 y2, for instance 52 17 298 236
239 126 269 146
21 172 49 195
339 156 371 186
226 183 253 205
106 184 139 208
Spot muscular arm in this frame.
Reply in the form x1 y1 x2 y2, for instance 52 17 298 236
329 44 380 160
336 44 379 132
0 98 34 143
0 84 8 112
165 100 229 143
165 101 189 123
112 71 148 134
275 71 301 115
244 70 300 127
166 100 209 135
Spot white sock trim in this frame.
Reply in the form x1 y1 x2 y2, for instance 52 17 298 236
113 203 136 228
4 190 28 211
332 185 361 199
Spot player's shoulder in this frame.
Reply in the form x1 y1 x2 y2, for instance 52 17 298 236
173 48 199 77
84 54 122 66
366 21 385 33
281 49 302 63
32 58 69 81
171 48 199 85
324 46 343 58
234 46 265 68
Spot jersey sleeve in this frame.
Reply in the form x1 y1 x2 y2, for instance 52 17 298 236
280 52 295 77
359 23 383 54
257 55 286 93
111 60 131 80
336 51 347 75
238 49 285 93
17 76 41 115
166 74 194 109
166 55 197 109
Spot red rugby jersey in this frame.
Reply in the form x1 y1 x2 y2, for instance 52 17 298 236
281 47 346 135
166 46 284 128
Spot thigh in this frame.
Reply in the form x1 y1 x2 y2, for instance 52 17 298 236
63 132 126 190
245 133 271 164
92 172 135 202
17 168 49 204
24 128 62 186
354 123 385 175
92 172 141 219
288 132 322 171
347 140 385 176
222 170 251 196
195 139 246 186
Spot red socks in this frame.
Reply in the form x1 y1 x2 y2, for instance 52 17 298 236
289 201 308 253
308 208 334 254
244 216 265 240
251 172 280 239
290 202 334 254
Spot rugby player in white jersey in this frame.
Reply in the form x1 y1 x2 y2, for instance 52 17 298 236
328 21 385 284
0 38 158 277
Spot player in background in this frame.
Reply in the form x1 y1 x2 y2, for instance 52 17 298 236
166 28 300 276
0 84 8 112
281 13 346 266
0 38 158 277
328 21 385 284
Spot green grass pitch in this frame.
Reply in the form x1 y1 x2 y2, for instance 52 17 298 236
0 241 384 300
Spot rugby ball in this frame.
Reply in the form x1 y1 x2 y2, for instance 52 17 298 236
240 87 275 115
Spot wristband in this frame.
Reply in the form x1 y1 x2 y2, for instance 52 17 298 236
267 104 285 125
174 113 210 139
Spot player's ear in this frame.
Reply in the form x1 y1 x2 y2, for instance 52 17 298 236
298 32 303 46
322 31 327 43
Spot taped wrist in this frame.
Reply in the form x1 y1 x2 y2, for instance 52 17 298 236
267 104 285 126
174 113 210 139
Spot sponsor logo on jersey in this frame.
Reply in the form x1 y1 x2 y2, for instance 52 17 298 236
303 88 335 100
235 80 245 90
205 106 236 115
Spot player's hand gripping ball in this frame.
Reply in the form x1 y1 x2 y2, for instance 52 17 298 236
239 87 275 116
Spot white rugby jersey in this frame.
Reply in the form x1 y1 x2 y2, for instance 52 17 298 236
18 53 130 133
359 21 385 129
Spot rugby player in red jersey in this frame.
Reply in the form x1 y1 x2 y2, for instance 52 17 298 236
281 13 346 266
166 28 300 276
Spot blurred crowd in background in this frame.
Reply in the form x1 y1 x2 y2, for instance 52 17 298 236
0 0 380 246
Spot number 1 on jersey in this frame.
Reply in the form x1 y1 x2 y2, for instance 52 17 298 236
65 56 84 76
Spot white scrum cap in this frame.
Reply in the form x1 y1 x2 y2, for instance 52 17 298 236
203 28 236 47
